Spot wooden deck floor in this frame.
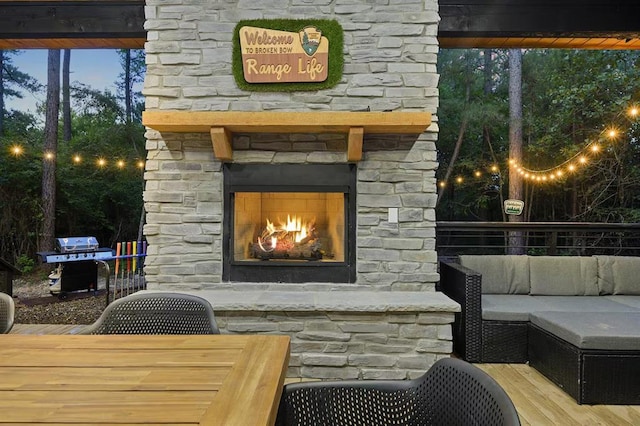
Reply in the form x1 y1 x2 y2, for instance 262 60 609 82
12 324 640 425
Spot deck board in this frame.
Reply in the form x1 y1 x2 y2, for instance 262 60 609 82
12 325 640 425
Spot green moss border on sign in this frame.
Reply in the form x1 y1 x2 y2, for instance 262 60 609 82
232 19 344 92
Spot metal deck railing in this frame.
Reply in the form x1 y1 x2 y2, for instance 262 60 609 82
436 221 640 257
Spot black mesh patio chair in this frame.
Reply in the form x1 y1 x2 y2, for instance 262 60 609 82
276 357 520 426
0 292 15 334
82 292 220 334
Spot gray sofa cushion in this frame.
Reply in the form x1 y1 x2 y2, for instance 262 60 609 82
595 255 640 295
530 311 640 350
529 296 640 313
482 295 551 321
459 255 530 294
482 295 639 322
529 256 599 296
604 295 640 310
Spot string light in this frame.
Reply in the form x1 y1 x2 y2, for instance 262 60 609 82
438 103 639 188
505 104 640 184
4 145 144 172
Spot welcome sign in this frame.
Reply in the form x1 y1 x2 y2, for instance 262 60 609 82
239 25 329 83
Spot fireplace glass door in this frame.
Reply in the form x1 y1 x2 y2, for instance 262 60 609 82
223 164 356 283
234 192 345 263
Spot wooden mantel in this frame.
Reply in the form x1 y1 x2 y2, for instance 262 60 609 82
142 111 432 162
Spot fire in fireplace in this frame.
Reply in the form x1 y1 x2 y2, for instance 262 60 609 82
223 164 356 283
253 213 324 260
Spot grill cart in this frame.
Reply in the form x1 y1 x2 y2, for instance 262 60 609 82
38 236 113 297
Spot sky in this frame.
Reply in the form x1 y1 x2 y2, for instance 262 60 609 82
6 49 125 114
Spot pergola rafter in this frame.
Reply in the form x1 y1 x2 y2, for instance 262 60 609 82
1 1 640 49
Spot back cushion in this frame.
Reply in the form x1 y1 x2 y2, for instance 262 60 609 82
596 256 640 295
459 255 530 294
529 256 598 295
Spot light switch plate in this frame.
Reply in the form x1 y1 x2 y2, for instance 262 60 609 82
388 207 398 223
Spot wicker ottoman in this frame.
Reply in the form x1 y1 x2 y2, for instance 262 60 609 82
528 311 640 405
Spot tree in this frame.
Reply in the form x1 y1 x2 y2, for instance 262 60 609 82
0 50 41 136
436 49 509 220
117 49 145 125
39 50 61 253
507 49 525 254
62 49 72 142
0 52 4 136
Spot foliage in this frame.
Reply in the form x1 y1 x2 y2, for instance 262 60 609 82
16 254 35 273
0 50 145 264
116 49 145 123
437 48 640 225
0 50 42 103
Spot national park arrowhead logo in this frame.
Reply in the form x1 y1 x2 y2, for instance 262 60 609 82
299 26 322 56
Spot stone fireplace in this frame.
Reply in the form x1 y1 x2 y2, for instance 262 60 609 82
140 0 459 379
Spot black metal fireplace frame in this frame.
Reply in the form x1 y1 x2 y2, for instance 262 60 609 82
223 163 357 283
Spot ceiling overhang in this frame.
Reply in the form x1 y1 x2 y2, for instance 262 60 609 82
2 1 640 50
0 0 146 49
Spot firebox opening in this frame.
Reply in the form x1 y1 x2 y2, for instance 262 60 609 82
223 163 356 283
234 192 345 263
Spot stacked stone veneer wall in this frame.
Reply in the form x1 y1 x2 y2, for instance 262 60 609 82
141 1 454 378
219 310 453 379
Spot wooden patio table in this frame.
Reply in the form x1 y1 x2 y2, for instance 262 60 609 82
0 334 290 425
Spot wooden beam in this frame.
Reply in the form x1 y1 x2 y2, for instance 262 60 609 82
0 0 146 49
439 36 640 50
347 127 364 162
142 111 432 135
143 111 431 163
210 127 233 162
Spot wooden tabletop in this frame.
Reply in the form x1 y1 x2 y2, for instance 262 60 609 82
0 334 290 425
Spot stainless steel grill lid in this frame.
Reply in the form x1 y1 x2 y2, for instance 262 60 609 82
55 236 99 253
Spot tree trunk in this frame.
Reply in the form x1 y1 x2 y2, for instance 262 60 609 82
0 51 5 136
436 55 472 208
507 49 526 254
39 49 61 253
125 49 132 124
62 49 71 142
436 116 468 207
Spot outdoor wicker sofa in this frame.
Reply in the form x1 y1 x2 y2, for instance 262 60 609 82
439 254 640 404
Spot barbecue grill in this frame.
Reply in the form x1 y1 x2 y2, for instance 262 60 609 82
38 236 113 295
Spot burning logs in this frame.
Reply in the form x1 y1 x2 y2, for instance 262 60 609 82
251 216 323 260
